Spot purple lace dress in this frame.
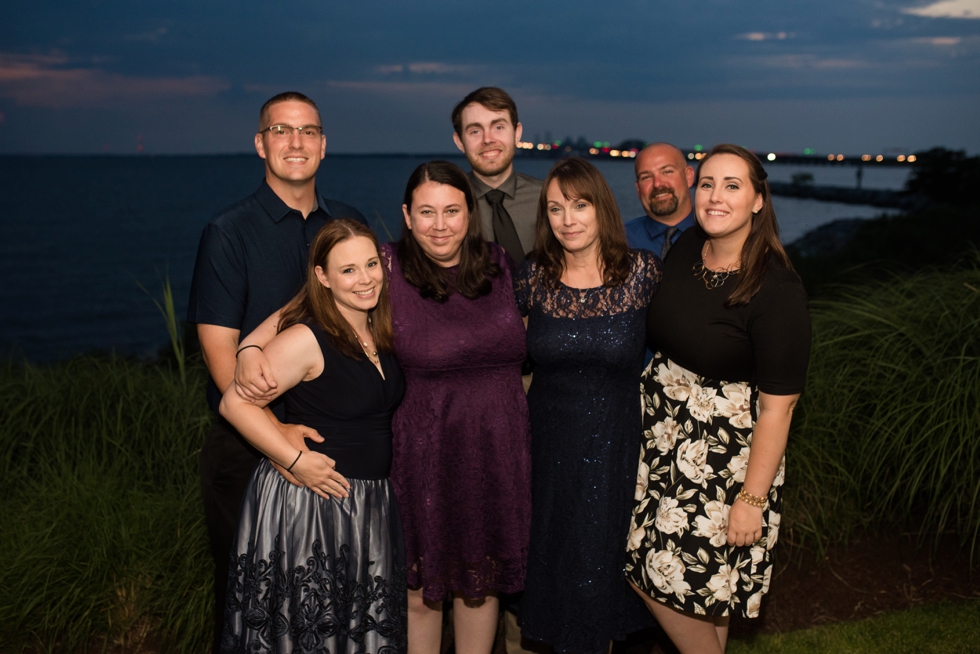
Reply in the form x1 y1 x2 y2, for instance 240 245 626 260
381 242 531 601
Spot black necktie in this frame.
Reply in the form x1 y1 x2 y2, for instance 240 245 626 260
661 226 678 259
485 189 525 265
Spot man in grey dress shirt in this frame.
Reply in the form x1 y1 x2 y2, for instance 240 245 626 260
452 87 543 263
451 87 545 654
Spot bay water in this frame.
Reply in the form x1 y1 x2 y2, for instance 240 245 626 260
0 154 906 362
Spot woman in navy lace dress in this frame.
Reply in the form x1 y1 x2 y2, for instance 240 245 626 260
515 158 662 654
219 219 406 653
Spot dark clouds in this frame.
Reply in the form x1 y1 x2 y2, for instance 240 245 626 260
0 0 978 154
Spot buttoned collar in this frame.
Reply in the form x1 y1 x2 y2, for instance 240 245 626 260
644 209 696 239
468 169 518 201
255 179 329 223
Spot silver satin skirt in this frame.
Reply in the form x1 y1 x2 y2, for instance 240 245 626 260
221 459 407 653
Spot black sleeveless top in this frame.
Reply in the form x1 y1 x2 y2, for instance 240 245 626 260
283 322 405 479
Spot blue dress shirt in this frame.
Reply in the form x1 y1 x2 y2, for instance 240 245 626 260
624 210 696 256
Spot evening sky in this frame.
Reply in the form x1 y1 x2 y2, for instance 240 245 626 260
1 0 978 155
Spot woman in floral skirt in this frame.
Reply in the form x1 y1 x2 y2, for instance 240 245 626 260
627 144 811 654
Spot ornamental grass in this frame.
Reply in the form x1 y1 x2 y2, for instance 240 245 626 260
784 255 980 560
0 356 213 652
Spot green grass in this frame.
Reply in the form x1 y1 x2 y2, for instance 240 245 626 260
0 357 213 652
783 257 980 559
728 600 980 653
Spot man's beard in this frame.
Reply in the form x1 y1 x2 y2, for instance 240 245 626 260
469 149 514 178
646 187 679 217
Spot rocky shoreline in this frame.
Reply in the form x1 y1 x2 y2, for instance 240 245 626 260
787 217 872 258
770 181 927 211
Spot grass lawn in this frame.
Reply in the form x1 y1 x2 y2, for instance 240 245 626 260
729 600 980 653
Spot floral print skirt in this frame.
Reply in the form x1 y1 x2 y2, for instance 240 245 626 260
625 353 784 618
222 459 407 653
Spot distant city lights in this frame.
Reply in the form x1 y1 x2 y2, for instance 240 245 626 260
513 142 918 164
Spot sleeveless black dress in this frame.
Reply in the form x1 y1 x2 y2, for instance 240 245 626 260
222 322 407 653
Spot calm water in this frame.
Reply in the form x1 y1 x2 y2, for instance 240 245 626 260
0 155 906 362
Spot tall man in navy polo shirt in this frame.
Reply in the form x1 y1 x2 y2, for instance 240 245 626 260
624 143 696 258
186 91 367 654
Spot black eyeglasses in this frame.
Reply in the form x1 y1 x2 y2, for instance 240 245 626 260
260 124 323 139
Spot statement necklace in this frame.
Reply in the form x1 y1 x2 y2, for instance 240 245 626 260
692 242 739 289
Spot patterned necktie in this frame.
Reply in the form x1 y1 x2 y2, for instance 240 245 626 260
484 189 525 265
661 226 678 259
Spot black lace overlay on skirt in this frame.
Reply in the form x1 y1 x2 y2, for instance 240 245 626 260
221 462 407 653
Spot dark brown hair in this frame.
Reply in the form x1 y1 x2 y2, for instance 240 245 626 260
451 87 519 137
533 157 632 288
258 91 321 130
398 161 501 302
696 144 794 307
278 219 393 358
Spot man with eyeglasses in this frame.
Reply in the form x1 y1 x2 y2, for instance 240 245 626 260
186 91 367 654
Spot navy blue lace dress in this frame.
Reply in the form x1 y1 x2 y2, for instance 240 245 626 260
515 251 661 654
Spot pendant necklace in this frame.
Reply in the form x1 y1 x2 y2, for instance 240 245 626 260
692 241 739 289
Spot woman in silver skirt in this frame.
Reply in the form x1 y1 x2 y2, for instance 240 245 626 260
219 218 407 653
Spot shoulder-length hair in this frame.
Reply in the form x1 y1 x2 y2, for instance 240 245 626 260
696 144 794 307
533 157 632 288
278 218 393 359
397 160 501 302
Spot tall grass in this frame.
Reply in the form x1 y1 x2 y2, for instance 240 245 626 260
784 257 980 560
135 277 186 386
0 357 212 652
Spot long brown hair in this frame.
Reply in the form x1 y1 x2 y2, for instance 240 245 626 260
533 157 632 288
278 219 393 359
696 144 794 307
398 160 501 302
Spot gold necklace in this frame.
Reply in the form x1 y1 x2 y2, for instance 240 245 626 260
693 242 740 289
360 338 379 363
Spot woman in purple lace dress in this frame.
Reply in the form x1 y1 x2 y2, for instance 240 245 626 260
381 161 531 654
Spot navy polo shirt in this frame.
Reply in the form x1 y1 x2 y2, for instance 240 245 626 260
187 179 368 414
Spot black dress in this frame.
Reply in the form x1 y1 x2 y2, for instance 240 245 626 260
626 229 811 618
222 322 407 653
515 251 661 654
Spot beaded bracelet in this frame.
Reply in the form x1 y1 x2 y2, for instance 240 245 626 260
737 489 768 508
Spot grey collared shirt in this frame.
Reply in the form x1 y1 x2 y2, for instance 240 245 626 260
468 170 543 259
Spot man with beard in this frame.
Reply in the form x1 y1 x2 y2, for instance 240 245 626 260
187 91 367 654
625 143 696 259
452 87 542 264
450 87 543 654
